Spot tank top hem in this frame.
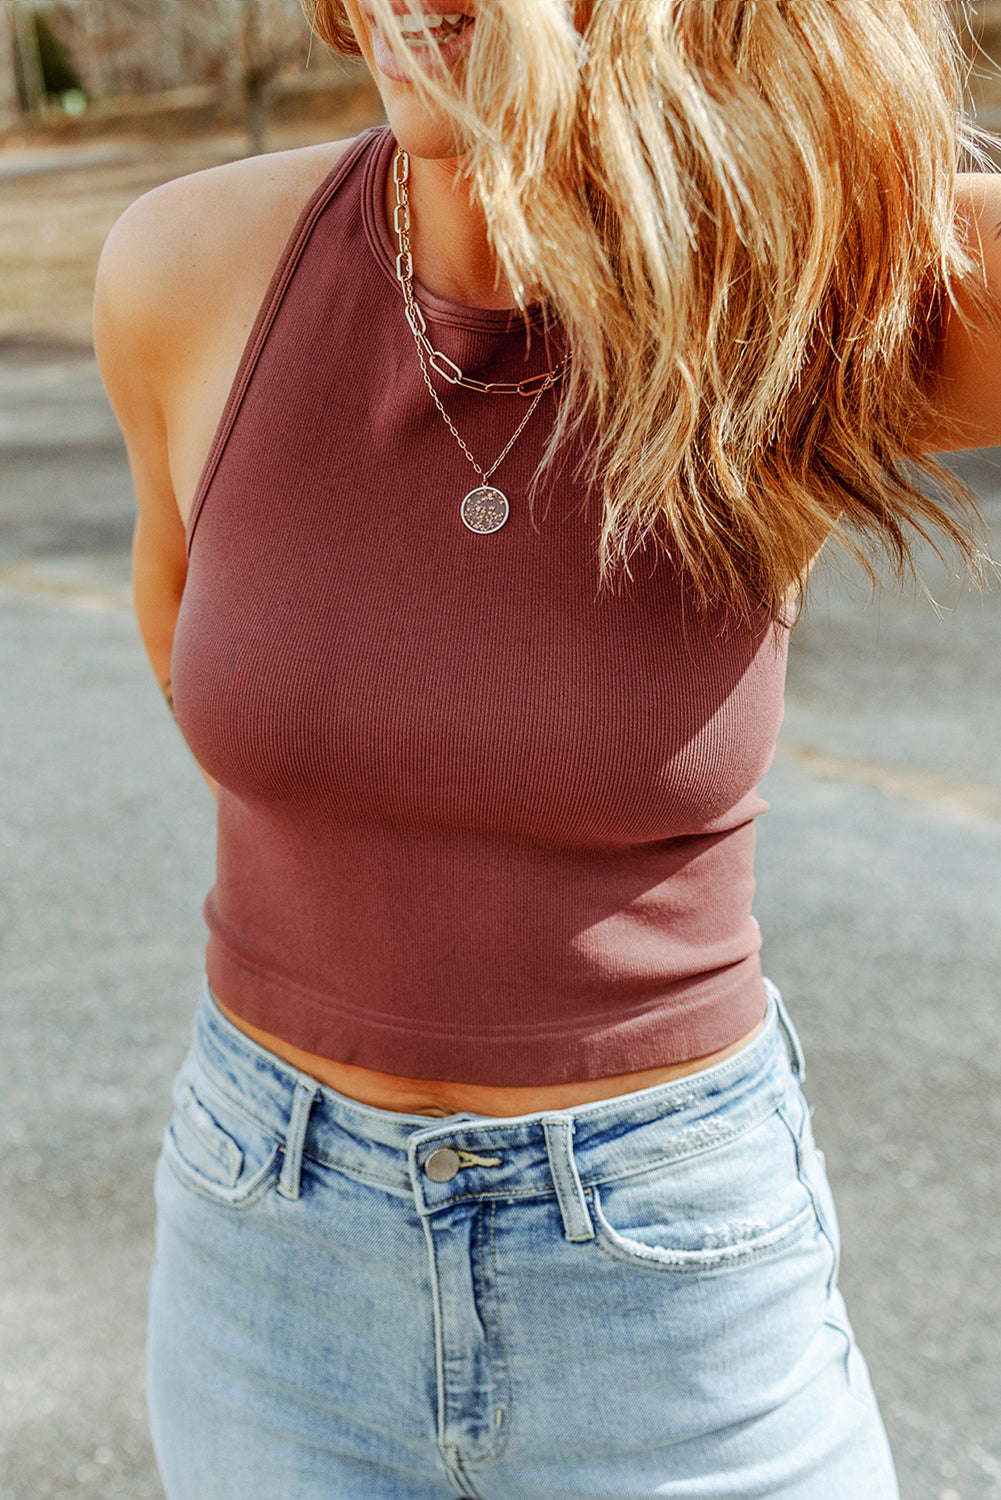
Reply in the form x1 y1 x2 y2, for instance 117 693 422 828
205 933 768 1088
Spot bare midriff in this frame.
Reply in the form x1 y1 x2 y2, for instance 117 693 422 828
214 992 768 1118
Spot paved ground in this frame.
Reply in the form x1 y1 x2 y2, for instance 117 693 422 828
0 145 142 181
1 341 999 1500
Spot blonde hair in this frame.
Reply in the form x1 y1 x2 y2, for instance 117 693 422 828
302 0 990 614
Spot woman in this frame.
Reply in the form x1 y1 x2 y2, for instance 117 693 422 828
94 1 1000 1496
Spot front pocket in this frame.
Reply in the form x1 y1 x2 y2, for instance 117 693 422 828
590 1105 818 1273
161 1078 282 1208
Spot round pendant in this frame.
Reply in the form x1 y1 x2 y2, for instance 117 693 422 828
461 486 509 534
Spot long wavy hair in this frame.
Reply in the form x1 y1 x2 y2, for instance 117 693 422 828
302 0 991 614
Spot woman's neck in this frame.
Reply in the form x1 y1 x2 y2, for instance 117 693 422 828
385 149 534 311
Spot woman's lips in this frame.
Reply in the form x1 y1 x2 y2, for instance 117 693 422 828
368 14 476 81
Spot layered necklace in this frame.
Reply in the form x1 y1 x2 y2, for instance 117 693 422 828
391 145 569 533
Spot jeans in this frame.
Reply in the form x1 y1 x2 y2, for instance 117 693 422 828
147 977 899 1499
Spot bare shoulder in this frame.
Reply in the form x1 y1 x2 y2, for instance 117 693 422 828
95 137 362 524
97 138 357 294
95 137 358 397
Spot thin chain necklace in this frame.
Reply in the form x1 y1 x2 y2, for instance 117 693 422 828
391 145 569 534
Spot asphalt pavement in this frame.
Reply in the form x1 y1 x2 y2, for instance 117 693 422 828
0 145 141 181
1 340 999 1500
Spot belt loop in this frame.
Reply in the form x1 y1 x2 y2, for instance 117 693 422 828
542 1116 594 1243
278 1079 319 1201
765 978 806 1083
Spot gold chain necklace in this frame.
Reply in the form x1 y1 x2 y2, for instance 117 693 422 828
391 145 569 534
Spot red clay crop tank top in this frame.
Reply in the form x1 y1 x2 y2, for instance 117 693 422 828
170 124 790 1086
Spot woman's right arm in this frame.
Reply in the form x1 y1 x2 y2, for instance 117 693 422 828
94 143 353 801
93 190 218 798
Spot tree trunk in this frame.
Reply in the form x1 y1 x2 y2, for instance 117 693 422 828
0 1 21 123
246 73 269 156
12 0 46 114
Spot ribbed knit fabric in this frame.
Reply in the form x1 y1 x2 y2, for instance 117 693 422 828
171 124 790 1086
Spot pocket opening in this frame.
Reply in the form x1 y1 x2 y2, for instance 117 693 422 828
590 1183 816 1273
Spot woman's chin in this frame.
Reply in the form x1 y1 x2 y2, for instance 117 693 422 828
375 88 469 162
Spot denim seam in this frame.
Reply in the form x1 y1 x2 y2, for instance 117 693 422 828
486 1198 513 1462
419 1194 456 1489
777 1100 839 1298
777 1103 857 1395
461 1200 512 1468
304 1156 415 1198
823 1314 866 1404
442 1451 485 1500
434 1206 511 1485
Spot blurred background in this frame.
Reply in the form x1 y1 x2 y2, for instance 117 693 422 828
1 3 1000 1499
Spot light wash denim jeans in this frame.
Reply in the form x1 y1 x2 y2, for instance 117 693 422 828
147 978 899 1499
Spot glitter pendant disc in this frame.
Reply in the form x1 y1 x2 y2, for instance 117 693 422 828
461 486 509 534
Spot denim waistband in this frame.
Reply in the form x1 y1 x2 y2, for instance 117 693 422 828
179 976 806 1214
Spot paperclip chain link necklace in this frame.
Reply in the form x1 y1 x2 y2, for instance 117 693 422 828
391 145 569 534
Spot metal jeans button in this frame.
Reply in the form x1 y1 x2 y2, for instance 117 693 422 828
424 1147 462 1182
